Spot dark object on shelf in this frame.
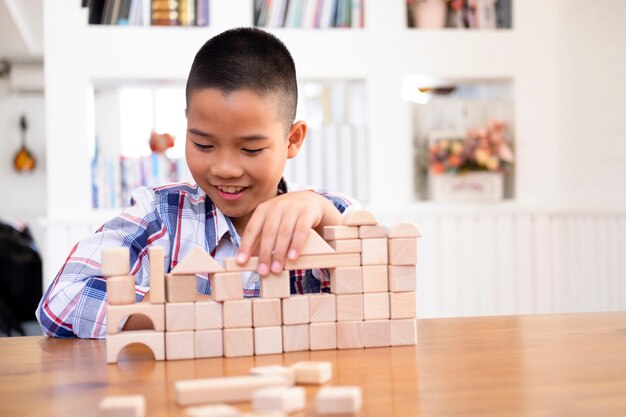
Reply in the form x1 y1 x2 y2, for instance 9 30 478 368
88 0 106 24
13 115 37 173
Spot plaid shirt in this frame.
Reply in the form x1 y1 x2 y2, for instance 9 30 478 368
36 180 356 339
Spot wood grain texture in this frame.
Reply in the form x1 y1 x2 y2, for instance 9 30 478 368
106 275 136 305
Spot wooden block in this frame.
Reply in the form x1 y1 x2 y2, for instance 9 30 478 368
390 292 417 319
252 386 306 413
282 324 309 352
185 404 240 417
223 299 252 328
363 320 391 348
388 265 417 292
101 247 130 277
328 239 361 253
106 275 136 305
224 253 361 272
336 294 363 322
388 238 418 266
282 296 309 325
171 246 224 275
175 374 288 405
309 322 337 351
362 265 388 293
359 225 387 239
330 267 362 294
99 394 146 417
323 226 358 240
361 238 388 266
391 319 417 346
166 274 197 303
166 330 195 360
388 222 421 238
195 300 223 330
363 292 390 320
252 298 282 327
106 330 165 363
254 326 283 355
166 302 195 331
315 386 362 415
223 328 254 358
308 293 336 323
211 272 244 301
342 209 377 226
195 329 223 358
336 321 363 349
250 365 295 385
107 303 165 335
301 229 335 255
290 361 332 385
148 246 165 303
260 271 290 299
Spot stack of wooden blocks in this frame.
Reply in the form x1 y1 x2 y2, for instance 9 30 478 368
106 210 420 363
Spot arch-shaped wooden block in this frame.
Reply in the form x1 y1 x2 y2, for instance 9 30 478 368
387 223 421 238
106 330 165 364
342 209 377 226
107 303 165 335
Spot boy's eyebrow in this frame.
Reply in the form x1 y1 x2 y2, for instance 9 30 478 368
187 128 269 141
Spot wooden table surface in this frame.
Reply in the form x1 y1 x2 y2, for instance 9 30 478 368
1 312 626 417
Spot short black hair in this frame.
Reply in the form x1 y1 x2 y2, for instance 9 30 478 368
185 27 298 130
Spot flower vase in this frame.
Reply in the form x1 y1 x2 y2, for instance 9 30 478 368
429 172 504 202
413 0 448 29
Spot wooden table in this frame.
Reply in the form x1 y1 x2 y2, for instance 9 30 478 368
1 312 626 416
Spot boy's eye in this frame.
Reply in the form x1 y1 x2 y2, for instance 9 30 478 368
193 142 214 151
242 148 264 155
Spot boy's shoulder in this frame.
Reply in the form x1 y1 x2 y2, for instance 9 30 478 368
152 181 203 197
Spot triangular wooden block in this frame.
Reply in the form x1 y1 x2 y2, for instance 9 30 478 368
301 229 335 255
387 223 421 238
171 246 224 275
343 209 377 226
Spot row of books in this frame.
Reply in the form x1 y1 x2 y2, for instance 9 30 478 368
254 0 365 28
85 0 209 26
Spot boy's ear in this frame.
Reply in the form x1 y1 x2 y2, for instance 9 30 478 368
287 121 307 159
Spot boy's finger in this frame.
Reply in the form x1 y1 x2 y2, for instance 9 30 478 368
237 210 265 265
257 213 282 276
271 213 298 273
287 215 315 261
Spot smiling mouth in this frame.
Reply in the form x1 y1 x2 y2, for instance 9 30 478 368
215 185 247 194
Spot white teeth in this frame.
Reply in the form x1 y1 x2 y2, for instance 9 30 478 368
217 185 244 194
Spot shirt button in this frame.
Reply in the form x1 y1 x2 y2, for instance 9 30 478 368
251 272 260 282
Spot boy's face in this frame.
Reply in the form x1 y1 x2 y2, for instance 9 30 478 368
185 88 304 231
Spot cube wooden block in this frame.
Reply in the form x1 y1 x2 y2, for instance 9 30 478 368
195 300 223 330
101 247 130 277
106 330 165 363
388 265 417 292
388 238 418 266
315 386 362 415
254 326 283 355
166 302 195 331
362 265 388 293
166 330 195 360
210 272 244 301
106 275 136 305
107 303 165 335
223 299 252 328
185 404 240 417
252 298 281 327
223 328 254 358
359 225 387 239
282 324 309 352
336 294 363 322
175 374 287 405
148 246 165 303
390 292 417 319
336 321 363 349
387 222 421 238
342 209 377 226
166 274 197 303
291 361 332 384
391 319 417 346
249 365 295 385
260 271 290 299
330 267 362 294
195 329 223 358
282 296 309 325
363 292 390 320
308 293 336 323
309 322 337 351
99 394 146 417
322 225 358 240
360 238 388 266
328 239 361 253
252 386 306 414
363 320 391 348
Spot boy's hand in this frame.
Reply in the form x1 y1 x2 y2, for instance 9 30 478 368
236 191 342 276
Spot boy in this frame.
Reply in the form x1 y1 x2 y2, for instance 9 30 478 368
36 27 357 339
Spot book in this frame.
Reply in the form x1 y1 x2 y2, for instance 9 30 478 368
88 0 106 24
195 0 209 26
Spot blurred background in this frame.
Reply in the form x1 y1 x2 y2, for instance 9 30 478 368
0 0 624 335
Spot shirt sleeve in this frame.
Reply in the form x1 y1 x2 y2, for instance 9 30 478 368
35 187 169 339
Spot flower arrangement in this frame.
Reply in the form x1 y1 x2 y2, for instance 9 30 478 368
428 120 514 175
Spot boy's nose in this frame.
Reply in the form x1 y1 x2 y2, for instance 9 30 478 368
210 155 244 178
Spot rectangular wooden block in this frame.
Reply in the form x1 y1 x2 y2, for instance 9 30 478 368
260 271 290 299
107 303 165 335
252 298 282 327
99 395 146 417
361 238 388 266
309 322 337 351
166 274 197 303
390 292 417 319
249 365 295 385
330 267 362 294
323 225 359 240
222 328 254 358
363 292 390 320
106 330 165 363
166 330 195 360
175 374 288 405
328 239 361 253
388 265 417 292
388 238 418 266
210 272 244 301
308 293 336 323
101 247 130 277
336 294 363 322
359 225 387 239
166 302 195 331
252 386 306 414
291 361 332 384
106 275 136 305
224 253 361 272
254 326 283 355
363 320 391 348
195 300 223 330
315 386 362 415
148 246 165 303
336 321 364 349
282 324 309 352
223 299 252 328
195 329 223 358
282 295 310 325
362 265 388 293
185 404 240 417
391 319 417 346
